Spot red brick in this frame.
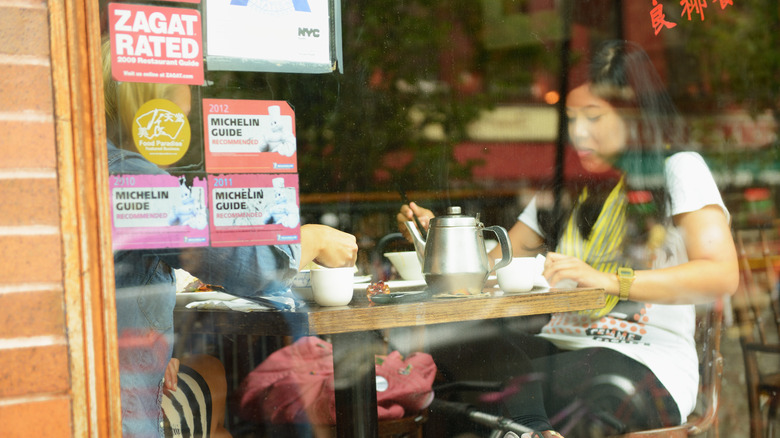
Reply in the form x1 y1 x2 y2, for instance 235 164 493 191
0 178 60 227
0 344 69 398
0 6 51 57
0 235 62 284
0 396 71 437
0 289 65 338
0 64 53 113
0 120 57 169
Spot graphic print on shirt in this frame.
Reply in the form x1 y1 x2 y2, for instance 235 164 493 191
588 300 651 345
545 301 652 346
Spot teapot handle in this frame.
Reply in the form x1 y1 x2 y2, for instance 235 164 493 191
484 225 512 273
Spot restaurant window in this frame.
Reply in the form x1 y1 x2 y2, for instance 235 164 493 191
97 0 778 437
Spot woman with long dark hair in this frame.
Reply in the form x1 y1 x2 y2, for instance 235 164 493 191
398 40 737 437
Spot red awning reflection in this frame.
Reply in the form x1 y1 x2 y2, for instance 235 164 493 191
380 142 589 185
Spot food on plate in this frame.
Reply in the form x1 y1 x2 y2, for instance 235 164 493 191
181 279 226 293
366 280 391 303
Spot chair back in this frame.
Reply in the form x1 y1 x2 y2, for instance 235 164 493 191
733 227 780 438
619 300 724 437
735 227 780 345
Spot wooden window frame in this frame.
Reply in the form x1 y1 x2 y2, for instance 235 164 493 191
49 0 122 435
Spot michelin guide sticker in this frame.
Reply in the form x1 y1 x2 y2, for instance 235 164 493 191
203 99 297 173
209 174 300 247
110 174 209 250
109 3 203 85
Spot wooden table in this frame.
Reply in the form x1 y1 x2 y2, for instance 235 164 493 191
174 287 606 437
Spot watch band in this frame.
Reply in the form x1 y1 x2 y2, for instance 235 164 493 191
617 267 635 301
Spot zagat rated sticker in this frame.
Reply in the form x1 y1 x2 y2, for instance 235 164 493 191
109 3 203 84
132 98 191 166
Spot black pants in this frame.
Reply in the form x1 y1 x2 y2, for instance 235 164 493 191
430 325 680 437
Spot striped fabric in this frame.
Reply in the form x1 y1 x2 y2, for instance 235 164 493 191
162 364 213 438
558 178 627 318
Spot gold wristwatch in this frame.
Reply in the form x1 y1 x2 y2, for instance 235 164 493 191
617 267 635 301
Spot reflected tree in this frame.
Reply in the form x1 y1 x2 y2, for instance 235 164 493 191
204 1 558 195
206 1 493 194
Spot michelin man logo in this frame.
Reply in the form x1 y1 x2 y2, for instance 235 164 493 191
258 105 296 157
168 176 208 230
264 177 299 228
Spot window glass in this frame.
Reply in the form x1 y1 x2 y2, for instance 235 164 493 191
98 1 775 436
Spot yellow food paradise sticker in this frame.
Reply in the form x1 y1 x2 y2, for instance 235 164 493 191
132 98 191 166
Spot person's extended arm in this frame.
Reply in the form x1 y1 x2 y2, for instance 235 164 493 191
543 204 738 304
299 224 358 269
488 220 545 261
171 224 357 297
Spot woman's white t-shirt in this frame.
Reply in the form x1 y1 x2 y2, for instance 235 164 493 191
517 152 729 421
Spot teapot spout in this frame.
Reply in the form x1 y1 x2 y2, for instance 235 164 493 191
404 221 426 265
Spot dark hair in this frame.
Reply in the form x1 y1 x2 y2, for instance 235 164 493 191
537 40 678 256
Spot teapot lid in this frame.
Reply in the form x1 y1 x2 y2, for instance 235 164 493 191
433 206 478 227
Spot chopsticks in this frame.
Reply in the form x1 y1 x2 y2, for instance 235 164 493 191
398 185 426 235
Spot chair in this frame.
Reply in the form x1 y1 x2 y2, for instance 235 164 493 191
733 227 780 438
425 302 724 438
617 300 724 437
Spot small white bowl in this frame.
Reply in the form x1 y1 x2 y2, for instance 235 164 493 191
384 251 424 281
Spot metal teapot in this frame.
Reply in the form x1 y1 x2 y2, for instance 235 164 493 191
405 206 512 294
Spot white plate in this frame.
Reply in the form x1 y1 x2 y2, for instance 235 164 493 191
353 279 427 292
176 291 239 306
354 275 372 284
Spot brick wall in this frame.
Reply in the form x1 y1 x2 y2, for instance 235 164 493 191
0 0 73 435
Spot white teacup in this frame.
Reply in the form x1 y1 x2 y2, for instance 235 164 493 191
311 267 354 306
496 257 544 293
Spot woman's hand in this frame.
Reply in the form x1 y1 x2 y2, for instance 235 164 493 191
300 224 358 269
164 358 180 392
396 202 435 242
543 252 616 293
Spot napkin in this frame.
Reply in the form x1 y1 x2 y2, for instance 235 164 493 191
184 294 302 312
185 298 272 312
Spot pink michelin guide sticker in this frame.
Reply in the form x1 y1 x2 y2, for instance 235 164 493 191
209 174 300 247
110 174 209 250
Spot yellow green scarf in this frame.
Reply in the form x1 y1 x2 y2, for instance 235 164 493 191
558 178 627 318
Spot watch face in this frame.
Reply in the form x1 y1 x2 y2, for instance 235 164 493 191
618 267 634 277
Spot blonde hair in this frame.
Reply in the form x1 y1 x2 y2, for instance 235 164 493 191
101 39 189 148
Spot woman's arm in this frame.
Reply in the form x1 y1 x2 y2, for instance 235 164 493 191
299 224 358 269
628 204 739 303
488 220 545 261
170 224 357 298
544 204 738 304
